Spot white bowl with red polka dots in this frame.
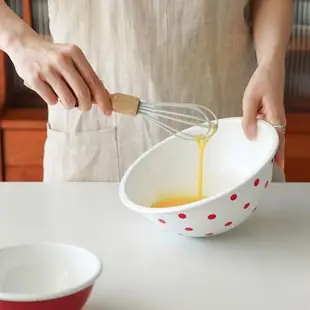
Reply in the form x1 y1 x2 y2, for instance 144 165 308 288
119 117 279 237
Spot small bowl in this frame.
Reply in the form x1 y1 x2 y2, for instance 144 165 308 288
119 117 279 237
0 243 102 310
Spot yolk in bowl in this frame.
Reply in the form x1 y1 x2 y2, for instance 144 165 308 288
151 195 205 208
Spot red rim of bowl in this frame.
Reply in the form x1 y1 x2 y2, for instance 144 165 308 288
0 242 103 302
119 117 279 214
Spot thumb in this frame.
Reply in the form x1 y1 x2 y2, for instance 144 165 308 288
100 80 112 116
92 80 112 116
242 91 260 140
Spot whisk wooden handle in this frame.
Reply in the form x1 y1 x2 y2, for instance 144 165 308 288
110 93 140 116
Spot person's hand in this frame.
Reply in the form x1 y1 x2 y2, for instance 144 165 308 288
6 33 112 115
242 58 286 169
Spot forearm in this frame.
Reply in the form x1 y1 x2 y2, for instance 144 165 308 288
0 1 37 52
252 0 293 65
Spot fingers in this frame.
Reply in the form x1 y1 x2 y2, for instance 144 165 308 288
22 43 110 114
44 69 78 109
68 45 112 115
54 58 91 111
25 79 58 106
242 88 259 140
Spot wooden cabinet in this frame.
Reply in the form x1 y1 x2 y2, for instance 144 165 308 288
0 128 2 181
285 112 310 181
0 108 46 181
0 31 6 181
0 1 48 181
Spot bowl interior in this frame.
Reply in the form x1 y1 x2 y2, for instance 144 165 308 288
0 243 102 301
121 118 278 207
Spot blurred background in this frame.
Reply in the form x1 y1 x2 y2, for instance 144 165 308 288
0 0 309 182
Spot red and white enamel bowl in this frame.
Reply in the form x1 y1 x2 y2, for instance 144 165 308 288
120 117 279 237
0 243 102 310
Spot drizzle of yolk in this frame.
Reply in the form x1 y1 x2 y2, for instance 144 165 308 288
151 129 215 208
196 134 209 200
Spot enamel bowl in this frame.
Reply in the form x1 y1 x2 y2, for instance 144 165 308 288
119 117 279 237
0 243 102 310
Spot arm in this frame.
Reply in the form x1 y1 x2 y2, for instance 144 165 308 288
0 1 111 114
0 1 37 53
251 0 293 65
242 0 293 169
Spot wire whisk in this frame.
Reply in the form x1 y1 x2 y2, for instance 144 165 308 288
110 93 218 141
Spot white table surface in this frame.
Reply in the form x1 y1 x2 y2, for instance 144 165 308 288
0 183 309 310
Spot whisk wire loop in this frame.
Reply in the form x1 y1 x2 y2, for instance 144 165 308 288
139 101 218 140
110 93 218 141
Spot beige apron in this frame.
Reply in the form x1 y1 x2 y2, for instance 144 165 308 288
45 0 285 182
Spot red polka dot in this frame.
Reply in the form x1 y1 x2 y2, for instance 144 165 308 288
158 219 166 224
265 181 269 188
225 221 232 227
207 214 216 220
230 194 237 201
178 213 187 219
185 227 193 232
254 179 260 187
206 233 214 236
244 203 250 209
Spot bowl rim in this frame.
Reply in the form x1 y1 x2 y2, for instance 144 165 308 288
0 242 103 302
119 117 279 214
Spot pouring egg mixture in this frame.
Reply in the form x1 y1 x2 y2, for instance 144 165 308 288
151 130 215 208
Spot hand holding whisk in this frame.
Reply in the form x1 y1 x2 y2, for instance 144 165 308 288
110 93 218 141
